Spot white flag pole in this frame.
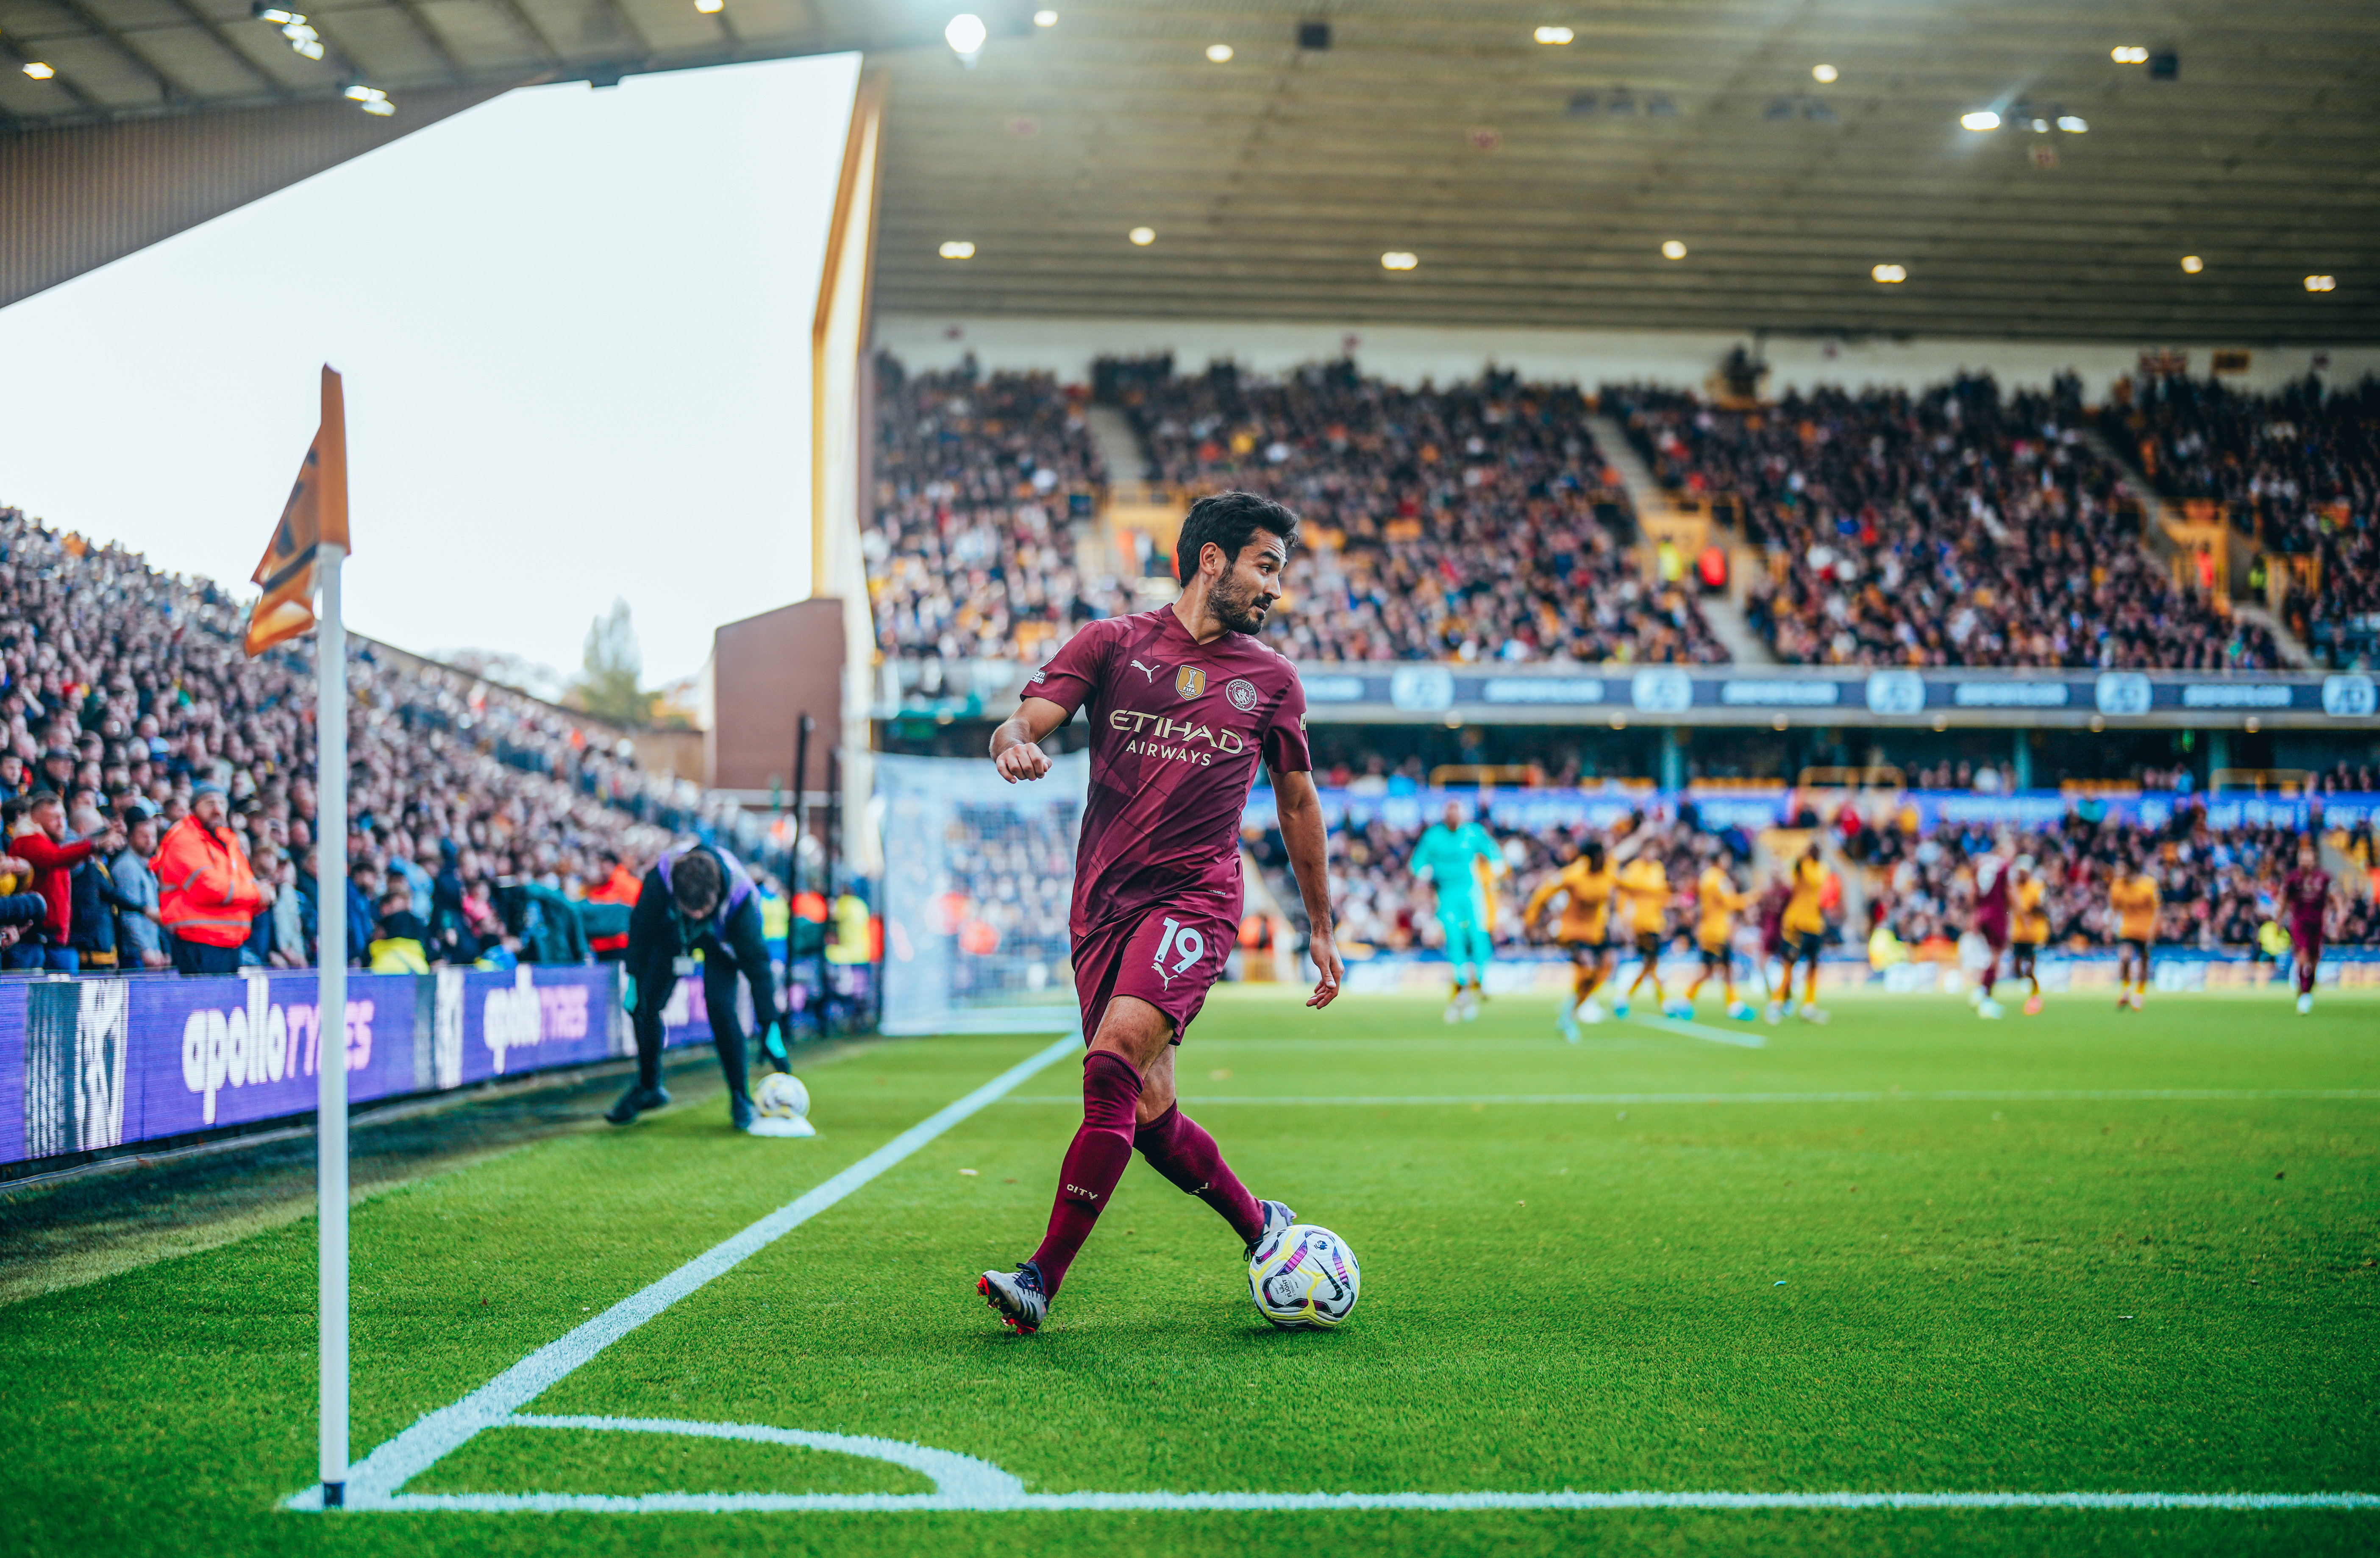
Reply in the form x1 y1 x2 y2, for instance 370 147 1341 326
316 540 349 1508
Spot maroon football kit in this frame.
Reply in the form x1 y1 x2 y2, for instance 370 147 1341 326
1028 606 1312 1043
1003 605 1314 1307
2282 866 2332 995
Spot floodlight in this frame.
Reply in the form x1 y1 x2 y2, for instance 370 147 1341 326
1871 263 1907 284
1661 240 1687 259
1534 26 1573 45
1960 111 1999 131
1129 227 1156 246
1034 10 1057 25
2305 275 2337 293
1381 251 1418 271
939 241 976 259
1206 42 1233 61
2057 115 2088 132
1811 63 1837 83
945 13 987 60
2180 255 2203 274
22 61 55 78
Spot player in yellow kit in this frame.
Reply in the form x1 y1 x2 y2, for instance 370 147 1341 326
1613 852 1687 1020
2108 857 2160 1010
1524 839 1618 1042
1683 860 1757 1021
1771 841 1831 1024
2008 856 2049 1015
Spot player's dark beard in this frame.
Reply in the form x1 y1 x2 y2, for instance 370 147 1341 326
1211 574 1273 636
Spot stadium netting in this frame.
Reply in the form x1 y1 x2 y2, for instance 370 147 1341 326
875 752 1086 1035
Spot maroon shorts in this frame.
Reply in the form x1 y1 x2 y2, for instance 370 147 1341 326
2290 921 2323 959
1974 915 2008 952
1072 904 1236 1045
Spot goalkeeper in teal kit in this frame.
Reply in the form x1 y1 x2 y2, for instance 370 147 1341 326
1410 799 1505 1023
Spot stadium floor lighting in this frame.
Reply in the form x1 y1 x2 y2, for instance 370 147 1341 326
2305 275 2337 292
1960 110 2000 131
1380 250 1418 270
2112 45 2149 62
2058 114 2088 131
1128 226 1155 246
1033 9 1057 25
1661 239 1687 259
1811 63 1838 83
1206 42 1233 62
1534 26 1574 45
2181 254 2204 273
1872 263 1907 283
21 60 54 78
938 240 976 259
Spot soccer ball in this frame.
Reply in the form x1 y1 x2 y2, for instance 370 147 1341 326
754 1071 810 1120
1248 1224 1361 1330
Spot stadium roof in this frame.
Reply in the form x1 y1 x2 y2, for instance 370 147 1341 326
870 1 2380 345
4 0 2372 344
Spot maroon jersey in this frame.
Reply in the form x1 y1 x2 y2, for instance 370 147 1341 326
1973 857 2010 931
2282 868 2331 929
1029 609 1312 938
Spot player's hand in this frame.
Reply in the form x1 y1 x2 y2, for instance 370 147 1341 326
994 740 1051 784
1306 929 1343 1010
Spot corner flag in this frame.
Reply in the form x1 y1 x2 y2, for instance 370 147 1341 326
245 367 351 657
248 364 355 1508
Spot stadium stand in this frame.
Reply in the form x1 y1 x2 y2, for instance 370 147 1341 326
2103 372 2380 668
1601 375 2285 670
1118 359 1725 664
867 354 1126 662
0 506 778 967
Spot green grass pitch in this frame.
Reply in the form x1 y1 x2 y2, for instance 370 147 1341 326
3 986 2375 1556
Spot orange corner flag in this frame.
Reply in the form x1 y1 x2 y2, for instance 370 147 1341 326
245 365 352 657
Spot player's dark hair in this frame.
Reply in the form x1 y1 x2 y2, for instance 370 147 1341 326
1583 839 1606 870
671 848 724 913
1174 490 1298 582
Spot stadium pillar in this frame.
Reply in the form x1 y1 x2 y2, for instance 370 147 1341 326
2011 731 2032 792
1659 728 1684 792
2206 729 2230 782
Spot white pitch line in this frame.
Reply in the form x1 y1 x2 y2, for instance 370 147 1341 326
345 1408 2380 1516
346 1489 2380 1514
1006 1088 2380 1108
286 1034 1082 1513
1627 1011 1768 1048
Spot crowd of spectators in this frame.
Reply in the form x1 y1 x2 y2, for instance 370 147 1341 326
0 506 795 976
2107 372 2380 666
1603 374 2283 670
867 354 1127 663
1120 358 1723 664
1246 797 2377 959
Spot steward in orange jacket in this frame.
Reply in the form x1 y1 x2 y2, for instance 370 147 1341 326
583 854 642 960
153 785 265 975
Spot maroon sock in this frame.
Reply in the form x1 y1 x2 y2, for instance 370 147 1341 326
1027 1051 1143 1298
1134 1103 1264 1244
2298 951 2317 996
1981 957 1997 998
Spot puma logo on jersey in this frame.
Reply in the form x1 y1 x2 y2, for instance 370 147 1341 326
1128 659 1162 682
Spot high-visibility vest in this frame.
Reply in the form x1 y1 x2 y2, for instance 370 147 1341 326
152 816 264 948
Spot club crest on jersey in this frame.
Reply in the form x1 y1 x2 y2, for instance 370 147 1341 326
1225 677 1259 712
1174 666 1207 701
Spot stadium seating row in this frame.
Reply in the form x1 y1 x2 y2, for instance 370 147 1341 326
2106 372 2380 665
1601 375 2286 671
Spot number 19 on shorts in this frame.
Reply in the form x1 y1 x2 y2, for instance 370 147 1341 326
1153 917 1206 984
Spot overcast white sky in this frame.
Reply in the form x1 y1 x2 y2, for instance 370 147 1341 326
0 53 859 688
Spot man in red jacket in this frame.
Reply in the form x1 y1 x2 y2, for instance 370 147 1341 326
153 783 268 975
11 790 123 971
